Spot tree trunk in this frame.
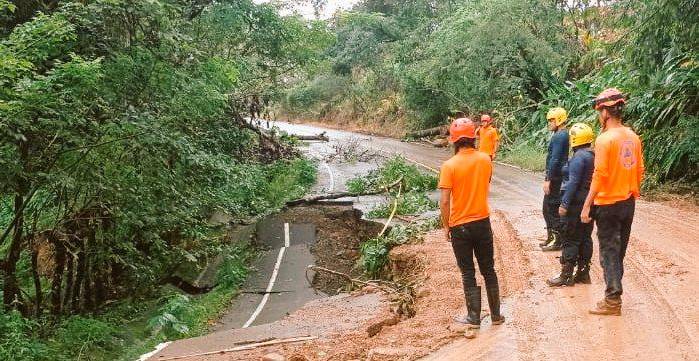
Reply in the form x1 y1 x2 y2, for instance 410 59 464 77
63 255 75 311
31 248 42 318
50 237 66 315
3 193 26 314
72 247 86 312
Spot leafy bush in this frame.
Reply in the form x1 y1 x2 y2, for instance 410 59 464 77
359 218 439 278
367 191 437 219
51 317 120 359
346 156 437 194
148 294 200 338
0 310 47 361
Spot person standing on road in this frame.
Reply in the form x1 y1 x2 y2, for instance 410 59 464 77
547 123 595 287
540 107 570 251
581 88 644 316
477 114 500 160
439 117 505 330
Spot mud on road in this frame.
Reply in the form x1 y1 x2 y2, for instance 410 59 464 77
149 122 699 361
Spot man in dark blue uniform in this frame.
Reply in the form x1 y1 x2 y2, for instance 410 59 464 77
541 107 569 251
547 123 595 286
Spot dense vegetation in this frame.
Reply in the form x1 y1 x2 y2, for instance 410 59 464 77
1 0 696 359
282 0 698 186
345 156 438 277
0 0 322 359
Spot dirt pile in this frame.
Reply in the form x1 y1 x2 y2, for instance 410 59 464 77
280 205 384 295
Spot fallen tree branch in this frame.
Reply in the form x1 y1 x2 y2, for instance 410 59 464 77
305 265 396 295
292 132 329 141
286 176 403 206
156 336 318 361
406 126 448 139
378 182 402 237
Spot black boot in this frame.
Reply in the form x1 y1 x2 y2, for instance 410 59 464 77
539 229 553 247
574 262 591 284
454 286 481 328
540 231 562 251
546 262 575 287
486 284 505 325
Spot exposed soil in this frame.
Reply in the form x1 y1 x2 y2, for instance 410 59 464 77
281 205 384 295
149 122 699 361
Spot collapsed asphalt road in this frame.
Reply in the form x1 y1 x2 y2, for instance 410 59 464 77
149 121 699 360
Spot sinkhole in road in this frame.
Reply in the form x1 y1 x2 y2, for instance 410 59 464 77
209 203 387 331
257 203 385 295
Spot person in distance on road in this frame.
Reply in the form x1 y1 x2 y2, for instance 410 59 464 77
581 88 644 316
547 123 595 287
439 117 505 330
540 107 570 252
477 114 500 160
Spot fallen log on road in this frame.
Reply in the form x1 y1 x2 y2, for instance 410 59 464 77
406 126 448 139
156 336 318 360
286 176 403 206
292 132 329 141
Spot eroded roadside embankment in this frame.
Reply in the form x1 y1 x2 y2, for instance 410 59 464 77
198 211 527 361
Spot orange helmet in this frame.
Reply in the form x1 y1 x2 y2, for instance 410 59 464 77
481 114 492 123
592 88 626 110
448 117 477 143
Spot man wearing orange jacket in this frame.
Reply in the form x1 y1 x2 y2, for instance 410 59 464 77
581 88 644 316
440 118 505 331
477 114 500 159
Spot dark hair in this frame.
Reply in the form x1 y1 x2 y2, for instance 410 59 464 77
454 137 476 153
454 111 466 118
603 103 624 119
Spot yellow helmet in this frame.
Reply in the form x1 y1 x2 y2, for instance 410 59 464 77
569 123 594 148
546 107 568 127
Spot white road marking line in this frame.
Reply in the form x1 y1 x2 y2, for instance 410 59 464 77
242 222 291 328
321 162 335 191
284 222 290 247
138 341 171 361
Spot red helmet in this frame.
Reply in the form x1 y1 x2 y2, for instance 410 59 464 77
592 88 626 110
481 114 492 123
448 117 477 143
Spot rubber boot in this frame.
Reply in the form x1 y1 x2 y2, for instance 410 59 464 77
453 286 481 328
540 231 562 252
574 263 591 284
546 262 575 287
486 285 505 325
539 229 553 247
539 230 553 247
589 298 622 316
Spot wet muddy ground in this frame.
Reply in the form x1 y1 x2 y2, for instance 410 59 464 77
149 121 699 361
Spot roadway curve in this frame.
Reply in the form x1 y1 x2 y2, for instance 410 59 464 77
150 121 699 360
275 122 699 360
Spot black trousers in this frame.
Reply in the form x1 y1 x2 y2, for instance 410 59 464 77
543 177 563 233
450 218 498 290
560 203 594 265
595 197 635 300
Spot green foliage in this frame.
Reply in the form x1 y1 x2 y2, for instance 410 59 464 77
367 191 437 219
51 317 120 359
148 294 199 338
284 0 697 187
359 218 439 278
0 310 47 361
0 1 321 359
346 156 437 194
498 142 548 172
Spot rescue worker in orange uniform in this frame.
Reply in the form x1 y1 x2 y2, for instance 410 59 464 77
477 114 500 159
440 118 505 330
581 88 644 316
